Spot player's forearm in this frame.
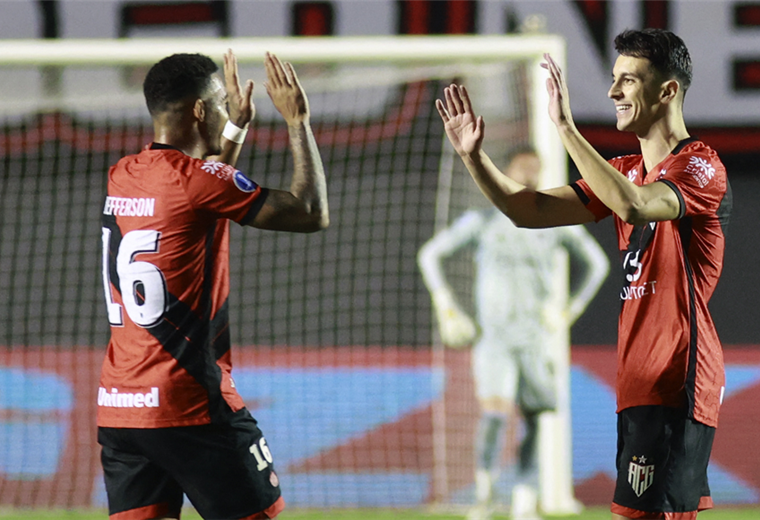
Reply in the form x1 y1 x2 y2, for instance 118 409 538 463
288 121 329 229
557 125 644 223
417 244 448 293
462 150 531 221
215 138 244 167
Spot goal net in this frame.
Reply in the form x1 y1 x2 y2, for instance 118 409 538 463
0 36 574 513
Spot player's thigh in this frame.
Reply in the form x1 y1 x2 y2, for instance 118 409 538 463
138 410 284 520
515 345 556 414
472 341 519 401
612 406 713 517
99 427 184 519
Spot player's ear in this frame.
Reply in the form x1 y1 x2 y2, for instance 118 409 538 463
660 79 679 104
193 99 206 122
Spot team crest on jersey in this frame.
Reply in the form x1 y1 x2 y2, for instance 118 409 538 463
233 170 258 192
270 471 280 487
685 156 715 188
628 455 655 497
627 168 638 182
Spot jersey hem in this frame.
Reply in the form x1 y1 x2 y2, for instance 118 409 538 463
97 416 212 429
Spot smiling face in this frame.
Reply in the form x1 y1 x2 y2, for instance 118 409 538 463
608 55 668 136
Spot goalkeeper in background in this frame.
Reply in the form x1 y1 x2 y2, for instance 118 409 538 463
418 147 608 520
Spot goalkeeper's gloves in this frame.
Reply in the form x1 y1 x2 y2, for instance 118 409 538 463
431 288 478 348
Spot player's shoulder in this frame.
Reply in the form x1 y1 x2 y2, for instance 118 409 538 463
607 153 641 170
676 139 725 167
666 139 727 182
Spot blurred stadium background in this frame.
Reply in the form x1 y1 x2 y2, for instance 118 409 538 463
1 0 759 517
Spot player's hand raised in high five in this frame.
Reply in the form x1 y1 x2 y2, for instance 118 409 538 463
264 52 309 125
541 53 576 131
436 84 484 157
223 49 255 128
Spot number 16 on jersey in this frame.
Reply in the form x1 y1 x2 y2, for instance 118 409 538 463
101 227 168 328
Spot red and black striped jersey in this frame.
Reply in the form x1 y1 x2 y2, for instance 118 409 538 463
573 138 732 427
98 144 268 428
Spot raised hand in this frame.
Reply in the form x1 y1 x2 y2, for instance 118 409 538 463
435 84 484 157
264 52 309 125
223 49 255 128
541 53 575 130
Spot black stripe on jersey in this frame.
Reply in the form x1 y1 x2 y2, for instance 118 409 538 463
211 300 231 361
145 225 234 424
620 221 657 306
718 179 733 236
146 294 234 424
239 187 270 226
678 217 699 419
659 179 686 219
677 217 699 419
569 182 590 205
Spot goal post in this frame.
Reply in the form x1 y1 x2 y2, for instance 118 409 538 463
0 35 577 514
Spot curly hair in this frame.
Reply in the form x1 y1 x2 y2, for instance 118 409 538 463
614 29 692 94
143 53 219 116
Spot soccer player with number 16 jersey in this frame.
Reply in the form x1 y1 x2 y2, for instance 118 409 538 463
98 50 328 520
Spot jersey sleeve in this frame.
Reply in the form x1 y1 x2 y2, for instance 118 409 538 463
570 179 613 222
657 150 727 219
183 159 268 225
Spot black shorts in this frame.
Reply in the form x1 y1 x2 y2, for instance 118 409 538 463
98 408 283 520
612 405 715 519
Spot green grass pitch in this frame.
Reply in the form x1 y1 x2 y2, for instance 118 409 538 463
1 507 759 520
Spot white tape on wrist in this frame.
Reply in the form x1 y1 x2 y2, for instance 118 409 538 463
222 121 248 144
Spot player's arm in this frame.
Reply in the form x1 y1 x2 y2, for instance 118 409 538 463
561 226 610 324
542 54 681 225
210 50 255 168
248 52 329 233
436 84 595 229
418 211 481 293
417 212 481 348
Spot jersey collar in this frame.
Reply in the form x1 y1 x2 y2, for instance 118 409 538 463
149 142 183 152
671 136 699 155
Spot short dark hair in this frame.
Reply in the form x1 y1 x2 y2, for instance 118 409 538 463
143 53 219 116
614 28 692 94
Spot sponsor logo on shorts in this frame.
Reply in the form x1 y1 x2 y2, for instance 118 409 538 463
97 387 159 408
628 455 655 497
270 470 279 487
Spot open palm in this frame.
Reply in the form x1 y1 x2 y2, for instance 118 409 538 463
435 84 484 156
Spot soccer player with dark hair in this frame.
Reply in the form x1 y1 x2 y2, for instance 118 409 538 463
98 50 328 520
436 28 731 520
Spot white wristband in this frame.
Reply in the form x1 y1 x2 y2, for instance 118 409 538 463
222 121 248 144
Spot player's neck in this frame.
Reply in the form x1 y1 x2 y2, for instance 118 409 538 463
151 112 207 159
637 114 689 172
